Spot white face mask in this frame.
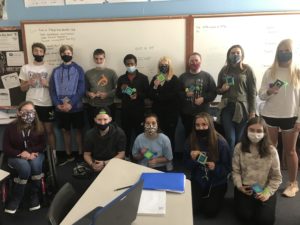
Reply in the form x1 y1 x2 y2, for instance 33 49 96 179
247 132 264 143
126 66 136 73
95 63 105 68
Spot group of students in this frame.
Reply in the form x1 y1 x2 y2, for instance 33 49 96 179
2 38 300 225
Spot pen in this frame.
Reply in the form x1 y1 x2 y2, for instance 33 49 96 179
114 185 133 191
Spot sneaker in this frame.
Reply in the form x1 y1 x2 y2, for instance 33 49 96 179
59 154 75 166
282 181 299 197
4 200 18 214
29 193 41 211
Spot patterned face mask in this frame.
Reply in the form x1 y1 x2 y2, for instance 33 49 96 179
20 110 36 124
144 124 158 136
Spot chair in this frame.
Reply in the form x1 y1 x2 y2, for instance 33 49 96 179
0 146 58 206
47 182 78 225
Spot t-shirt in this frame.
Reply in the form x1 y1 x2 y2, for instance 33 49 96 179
84 124 126 161
132 133 173 168
19 63 53 106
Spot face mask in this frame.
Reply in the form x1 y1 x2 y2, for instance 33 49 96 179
144 124 158 136
33 55 44 63
159 65 169 74
229 54 241 64
20 111 36 124
61 55 73 63
96 122 110 131
126 66 136 73
278 52 292 63
95 63 105 69
190 63 200 72
247 132 264 143
196 129 209 138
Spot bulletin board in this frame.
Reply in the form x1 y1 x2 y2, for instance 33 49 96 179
0 26 25 107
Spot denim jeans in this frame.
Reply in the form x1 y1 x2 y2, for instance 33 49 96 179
8 153 45 180
221 103 247 154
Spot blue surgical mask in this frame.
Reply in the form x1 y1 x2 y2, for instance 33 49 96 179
127 66 136 73
278 52 292 63
229 54 241 64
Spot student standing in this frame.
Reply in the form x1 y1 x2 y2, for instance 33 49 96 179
4 101 46 214
217 45 256 153
232 117 282 225
259 39 300 197
132 113 173 171
50 45 85 165
85 49 118 126
116 54 149 159
184 112 231 217
19 42 56 161
148 56 181 150
179 52 217 137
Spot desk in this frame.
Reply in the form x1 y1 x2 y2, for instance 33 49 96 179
61 158 193 225
0 169 9 181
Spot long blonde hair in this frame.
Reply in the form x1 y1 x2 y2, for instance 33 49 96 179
269 39 300 88
157 56 175 80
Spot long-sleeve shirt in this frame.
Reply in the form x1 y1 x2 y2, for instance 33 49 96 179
184 136 231 189
85 67 118 107
148 74 181 116
3 122 46 157
116 70 149 113
232 143 282 196
217 65 256 122
259 67 300 122
50 62 85 112
179 70 217 116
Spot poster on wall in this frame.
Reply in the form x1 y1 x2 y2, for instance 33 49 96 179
65 0 147 4
24 0 65 7
65 0 104 4
0 0 7 20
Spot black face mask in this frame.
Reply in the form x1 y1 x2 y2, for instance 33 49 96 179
159 65 169 74
61 55 73 63
196 129 209 138
96 123 110 131
33 54 44 63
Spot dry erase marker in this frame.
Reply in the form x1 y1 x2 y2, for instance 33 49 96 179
114 185 133 191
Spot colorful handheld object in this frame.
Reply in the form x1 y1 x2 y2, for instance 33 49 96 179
251 183 263 194
197 152 207 165
122 86 136 96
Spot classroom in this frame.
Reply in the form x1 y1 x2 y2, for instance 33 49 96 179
1 0 300 225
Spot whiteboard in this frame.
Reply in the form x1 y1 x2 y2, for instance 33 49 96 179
22 18 186 80
194 14 300 90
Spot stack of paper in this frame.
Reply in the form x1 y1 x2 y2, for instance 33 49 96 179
137 190 166 215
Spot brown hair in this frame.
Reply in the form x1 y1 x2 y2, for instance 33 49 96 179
189 112 223 162
32 42 46 53
59 44 73 55
240 117 271 158
15 101 44 134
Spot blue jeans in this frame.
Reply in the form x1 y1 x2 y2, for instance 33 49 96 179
8 153 45 180
221 103 247 154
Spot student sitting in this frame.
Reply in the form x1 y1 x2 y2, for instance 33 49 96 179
83 107 126 173
184 112 231 218
232 117 282 225
4 101 46 214
132 113 173 171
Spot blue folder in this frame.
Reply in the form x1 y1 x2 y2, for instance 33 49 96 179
140 172 186 193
